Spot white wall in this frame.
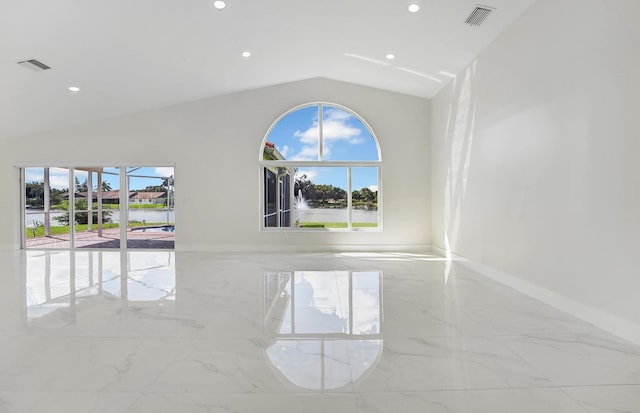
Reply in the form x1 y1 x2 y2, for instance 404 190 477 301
0 141 16 250
1 78 431 251
432 0 640 342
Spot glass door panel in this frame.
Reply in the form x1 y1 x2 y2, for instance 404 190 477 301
126 167 175 249
24 167 70 249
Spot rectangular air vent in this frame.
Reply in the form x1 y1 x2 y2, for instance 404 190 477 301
17 59 52 71
465 6 494 26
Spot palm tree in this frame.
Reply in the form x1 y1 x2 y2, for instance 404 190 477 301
161 175 174 189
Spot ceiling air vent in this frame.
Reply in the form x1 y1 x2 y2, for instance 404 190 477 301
17 59 52 71
465 6 494 26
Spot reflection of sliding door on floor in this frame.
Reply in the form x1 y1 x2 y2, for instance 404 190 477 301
22 166 174 250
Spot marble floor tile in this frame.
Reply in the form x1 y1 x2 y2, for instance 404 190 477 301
127 392 358 413
451 305 604 336
0 250 639 412
349 336 553 391
380 304 467 337
0 335 189 392
562 385 640 413
499 333 640 386
18 299 205 338
0 391 45 413
355 388 589 413
0 391 140 413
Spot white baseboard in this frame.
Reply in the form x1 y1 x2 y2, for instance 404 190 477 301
10 243 433 253
431 246 640 346
177 243 433 253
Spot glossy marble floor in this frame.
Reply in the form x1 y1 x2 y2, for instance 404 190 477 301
0 250 639 412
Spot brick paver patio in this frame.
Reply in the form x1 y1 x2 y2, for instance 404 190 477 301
25 227 174 249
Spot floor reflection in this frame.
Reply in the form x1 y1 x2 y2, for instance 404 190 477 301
7 251 640 411
263 271 383 390
25 250 175 321
22 252 384 391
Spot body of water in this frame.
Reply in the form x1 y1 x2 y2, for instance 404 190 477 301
25 208 375 227
25 209 175 227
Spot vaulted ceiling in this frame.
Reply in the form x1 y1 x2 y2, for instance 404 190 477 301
0 0 535 138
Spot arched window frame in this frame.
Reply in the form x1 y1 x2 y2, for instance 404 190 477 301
259 102 382 231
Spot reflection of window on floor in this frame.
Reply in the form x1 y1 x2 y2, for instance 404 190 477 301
260 103 382 230
263 270 383 390
21 166 175 250
25 250 175 324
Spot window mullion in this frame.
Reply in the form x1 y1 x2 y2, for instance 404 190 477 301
347 167 352 229
259 161 380 168
290 167 296 227
378 167 382 229
119 167 127 249
318 104 323 161
69 168 75 249
20 168 26 249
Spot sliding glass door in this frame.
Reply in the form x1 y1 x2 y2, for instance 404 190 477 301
22 166 174 250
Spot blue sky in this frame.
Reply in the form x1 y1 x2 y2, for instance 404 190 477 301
266 105 379 191
25 167 174 191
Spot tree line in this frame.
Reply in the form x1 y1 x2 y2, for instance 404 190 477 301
294 175 377 208
25 177 172 208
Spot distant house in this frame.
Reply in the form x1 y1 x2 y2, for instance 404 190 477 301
62 190 166 205
129 191 167 205
61 190 128 205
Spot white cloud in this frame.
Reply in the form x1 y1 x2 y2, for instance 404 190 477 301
25 168 70 189
25 171 43 183
293 109 363 148
50 167 68 175
321 119 361 142
286 107 371 161
293 123 319 144
50 175 71 190
74 169 88 180
324 108 352 121
154 167 174 177
280 145 290 158
290 145 319 161
354 185 378 192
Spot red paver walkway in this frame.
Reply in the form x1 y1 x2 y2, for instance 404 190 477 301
26 227 174 249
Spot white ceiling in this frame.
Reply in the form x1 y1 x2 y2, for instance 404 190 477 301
0 0 535 139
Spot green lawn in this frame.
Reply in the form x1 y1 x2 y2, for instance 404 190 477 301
51 203 168 210
26 222 168 238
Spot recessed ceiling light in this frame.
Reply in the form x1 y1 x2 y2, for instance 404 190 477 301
241 51 251 58
408 4 420 13
213 1 226 10
68 86 80 93
385 53 396 60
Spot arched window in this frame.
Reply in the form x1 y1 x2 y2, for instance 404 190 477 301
260 103 381 230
